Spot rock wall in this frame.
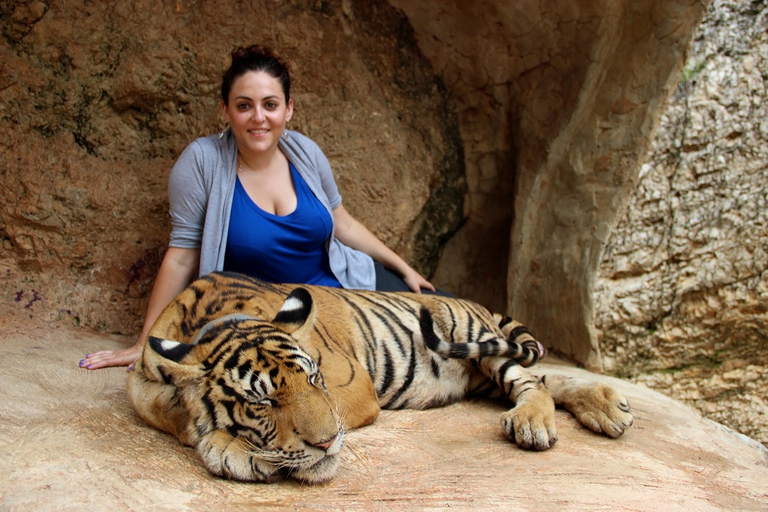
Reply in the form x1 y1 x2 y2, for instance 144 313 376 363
596 0 768 444
0 0 463 333
391 0 710 369
2 1 723 414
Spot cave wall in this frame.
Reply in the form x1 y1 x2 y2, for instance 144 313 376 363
0 0 463 333
596 0 768 444
2 0 713 378
390 0 710 369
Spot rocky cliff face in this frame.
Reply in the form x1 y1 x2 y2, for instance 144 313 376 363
596 0 768 444
0 0 463 333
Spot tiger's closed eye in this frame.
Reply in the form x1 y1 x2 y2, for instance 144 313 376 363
258 397 278 407
242 387 276 407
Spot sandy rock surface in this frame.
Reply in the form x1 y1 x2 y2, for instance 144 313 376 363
1 313 766 511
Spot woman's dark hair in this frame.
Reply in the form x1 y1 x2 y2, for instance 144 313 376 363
221 45 291 105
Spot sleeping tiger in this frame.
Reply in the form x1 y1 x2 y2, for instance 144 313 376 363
127 271 633 483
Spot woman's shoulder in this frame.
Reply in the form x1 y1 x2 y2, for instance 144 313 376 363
284 130 323 155
171 133 232 183
176 133 232 167
185 133 228 156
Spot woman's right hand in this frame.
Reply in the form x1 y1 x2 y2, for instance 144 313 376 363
79 343 143 370
79 247 200 372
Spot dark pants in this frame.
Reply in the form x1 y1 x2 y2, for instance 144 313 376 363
373 261 454 297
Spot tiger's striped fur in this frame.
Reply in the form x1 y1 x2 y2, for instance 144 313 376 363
127 272 633 483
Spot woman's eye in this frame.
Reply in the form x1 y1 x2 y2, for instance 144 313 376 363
237 103 250 110
265 102 277 109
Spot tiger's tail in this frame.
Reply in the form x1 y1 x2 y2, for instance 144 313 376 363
419 308 545 368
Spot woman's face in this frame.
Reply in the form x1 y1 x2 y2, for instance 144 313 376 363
221 70 293 159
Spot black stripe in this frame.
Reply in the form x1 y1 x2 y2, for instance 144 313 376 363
340 294 379 355
508 325 531 341
157 365 172 385
419 308 441 351
497 315 513 329
180 302 192 337
448 343 470 358
201 389 216 418
216 377 241 400
497 359 520 395
478 338 500 357
377 343 395 398
464 311 475 345
205 335 238 370
337 356 357 388
222 346 244 371
429 356 441 378
382 329 418 409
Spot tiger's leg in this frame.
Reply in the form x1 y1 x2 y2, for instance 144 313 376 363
476 357 558 450
126 361 195 446
539 374 633 438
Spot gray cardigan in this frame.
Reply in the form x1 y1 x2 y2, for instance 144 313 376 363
167 129 376 290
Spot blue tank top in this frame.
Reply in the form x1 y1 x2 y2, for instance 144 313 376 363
223 163 342 287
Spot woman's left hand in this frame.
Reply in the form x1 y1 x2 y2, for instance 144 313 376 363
332 204 437 293
401 268 436 294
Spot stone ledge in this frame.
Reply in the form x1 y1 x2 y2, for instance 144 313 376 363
0 316 766 510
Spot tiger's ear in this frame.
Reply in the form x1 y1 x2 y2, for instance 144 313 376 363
148 336 195 362
143 336 203 383
272 288 316 341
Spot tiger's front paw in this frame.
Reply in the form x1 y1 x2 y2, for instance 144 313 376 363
198 430 279 482
500 388 557 450
545 375 633 438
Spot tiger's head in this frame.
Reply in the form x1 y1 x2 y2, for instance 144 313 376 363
141 288 343 483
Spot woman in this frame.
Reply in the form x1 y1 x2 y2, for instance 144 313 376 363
81 45 434 370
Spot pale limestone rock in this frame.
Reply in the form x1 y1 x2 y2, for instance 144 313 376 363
596 0 768 445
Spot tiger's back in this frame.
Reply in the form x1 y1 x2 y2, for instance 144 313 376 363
146 272 538 413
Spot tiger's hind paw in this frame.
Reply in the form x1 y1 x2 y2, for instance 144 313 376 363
544 375 633 438
500 389 558 450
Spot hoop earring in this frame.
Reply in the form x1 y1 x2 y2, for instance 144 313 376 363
218 124 229 139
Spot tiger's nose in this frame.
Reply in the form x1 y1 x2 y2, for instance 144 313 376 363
313 434 338 451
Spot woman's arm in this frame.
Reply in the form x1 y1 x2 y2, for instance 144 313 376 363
80 247 201 370
332 204 435 293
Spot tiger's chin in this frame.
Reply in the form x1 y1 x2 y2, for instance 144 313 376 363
225 451 341 484
290 453 341 484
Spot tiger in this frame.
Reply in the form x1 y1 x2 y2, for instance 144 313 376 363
127 271 633 484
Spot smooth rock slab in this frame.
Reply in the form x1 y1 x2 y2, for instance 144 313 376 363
0 317 766 511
